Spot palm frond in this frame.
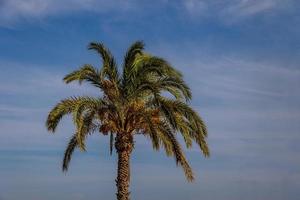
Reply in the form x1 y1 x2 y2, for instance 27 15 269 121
46 97 83 132
110 132 114 155
123 41 144 82
63 64 102 88
133 55 182 79
155 97 210 156
76 110 96 151
72 97 105 125
88 42 119 83
123 55 184 99
144 113 160 150
129 76 191 101
62 135 77 171
157 122 194 182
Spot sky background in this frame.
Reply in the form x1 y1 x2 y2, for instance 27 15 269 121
0 0 300 199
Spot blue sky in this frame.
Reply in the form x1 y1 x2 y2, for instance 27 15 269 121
0 0 300 199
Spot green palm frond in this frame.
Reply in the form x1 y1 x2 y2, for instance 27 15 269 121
88 42 119 83
63 64 102 88
110 132 114 155
157 122 194 182
133 55 182 78
123 55 184 98
123 41 144 83
155 97 209 156
144 113 160 150
46 96 102 132
130 76 191 101
76 110 96 151
46 97 81 132
72 97 104 125
62 135 77 172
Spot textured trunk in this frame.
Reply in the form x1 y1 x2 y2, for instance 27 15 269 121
115 134 133 200
116 149 131 200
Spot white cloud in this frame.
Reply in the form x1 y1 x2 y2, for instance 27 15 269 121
153 43 300 106
0 61 102 150
181 0 208 16
181 0 292 23
221 0 279 23
226 0 278 16
0 0 135 26
0 61 97 97
0 0 294 26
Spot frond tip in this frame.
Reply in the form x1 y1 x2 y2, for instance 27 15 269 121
158 122 195 182
46 97 78 132
88 42 119 82
63 64 102 88
62 135 78 172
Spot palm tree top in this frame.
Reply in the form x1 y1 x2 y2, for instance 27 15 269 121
46 40 209 182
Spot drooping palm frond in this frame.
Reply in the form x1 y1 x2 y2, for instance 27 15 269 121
133 106 198 181
157 122 194 182
46 97 82 132
133 55 183 79
46 96 103 132
62 134 77 171
154 96 209 156
130 76 191 102
75 110 96 151
123 55 186 99
110 132 114 155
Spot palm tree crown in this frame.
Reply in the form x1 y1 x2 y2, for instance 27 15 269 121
46 41 209 200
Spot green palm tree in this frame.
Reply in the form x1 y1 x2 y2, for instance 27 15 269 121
46 41 209 200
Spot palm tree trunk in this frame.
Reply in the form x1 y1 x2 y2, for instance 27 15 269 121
116 149 131 200
115 134 133 200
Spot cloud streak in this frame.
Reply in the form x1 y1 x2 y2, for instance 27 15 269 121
0 0 135 26
181 0 294 23
0 0 296 27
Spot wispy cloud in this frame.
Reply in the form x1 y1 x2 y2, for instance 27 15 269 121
0 0 135 26
181 0 293 23
153 43 300 107
181 0 208 17
0 61 97 97
224 0 278 17
0 0 295 27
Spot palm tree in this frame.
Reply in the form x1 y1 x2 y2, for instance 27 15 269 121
46 41 209 200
